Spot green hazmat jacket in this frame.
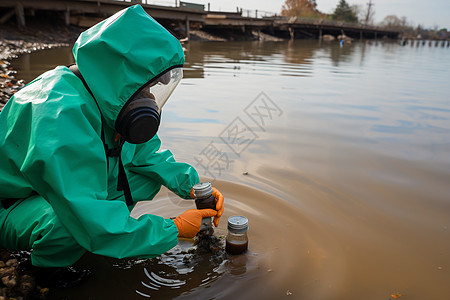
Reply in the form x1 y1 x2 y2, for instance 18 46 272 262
0 5 199 259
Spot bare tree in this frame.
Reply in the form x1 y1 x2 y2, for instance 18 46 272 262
281 0 322 18
381 15 405 29
364 0 375 25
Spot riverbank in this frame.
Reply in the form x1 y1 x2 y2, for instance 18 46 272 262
0 23 82 109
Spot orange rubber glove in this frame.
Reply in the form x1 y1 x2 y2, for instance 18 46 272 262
173 209 217 238
190 186 225 227
212 187 224 227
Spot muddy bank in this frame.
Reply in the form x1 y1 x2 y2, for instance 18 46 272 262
0 23 82 109
188 28 284 42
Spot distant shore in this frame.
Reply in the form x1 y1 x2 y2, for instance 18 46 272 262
0 17 286 109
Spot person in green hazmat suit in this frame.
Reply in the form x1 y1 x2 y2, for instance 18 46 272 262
0 5 224 287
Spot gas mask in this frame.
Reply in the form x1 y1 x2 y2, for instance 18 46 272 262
115 67 183 144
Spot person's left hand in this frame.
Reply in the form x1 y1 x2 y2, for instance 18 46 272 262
190 186 225 227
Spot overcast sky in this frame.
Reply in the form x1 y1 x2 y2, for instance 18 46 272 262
184 0 450 29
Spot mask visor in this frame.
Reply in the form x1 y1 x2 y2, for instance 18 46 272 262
134 67 183 113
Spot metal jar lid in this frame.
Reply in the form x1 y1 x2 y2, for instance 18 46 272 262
227 216 249 233
193 182 213 199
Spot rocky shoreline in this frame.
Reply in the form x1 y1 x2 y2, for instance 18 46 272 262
0 249 49 300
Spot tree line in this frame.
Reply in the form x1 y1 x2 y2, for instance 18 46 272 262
281 0 448 39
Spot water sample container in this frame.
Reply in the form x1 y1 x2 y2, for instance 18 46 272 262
193 182 216 231
226 216 249 255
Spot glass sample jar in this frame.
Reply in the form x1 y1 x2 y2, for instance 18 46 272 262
226 216 249 255
193 182 216 231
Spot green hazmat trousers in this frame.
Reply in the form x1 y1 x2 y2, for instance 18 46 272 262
0 5 199 267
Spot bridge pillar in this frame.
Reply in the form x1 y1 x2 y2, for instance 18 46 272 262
289 27 294 40
319 28 322 40
64 7 70 27
360 31 363 40
15 2 26 28
185 16 190 39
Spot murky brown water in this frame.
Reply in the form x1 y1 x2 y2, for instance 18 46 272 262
12 40 450 299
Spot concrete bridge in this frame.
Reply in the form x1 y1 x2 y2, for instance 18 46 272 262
0 0 401 39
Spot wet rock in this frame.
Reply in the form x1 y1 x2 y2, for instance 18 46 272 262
322 34 335 41
5 260 18 269
39 287 49 298
0 249 47 299
0 267 18 288
19 275 35 296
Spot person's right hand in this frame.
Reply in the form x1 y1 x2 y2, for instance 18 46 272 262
189 186 225 227
173 209 217 238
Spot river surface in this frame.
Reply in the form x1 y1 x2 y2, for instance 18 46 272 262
12 40 450 299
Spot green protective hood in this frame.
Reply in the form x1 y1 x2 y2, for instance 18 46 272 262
73 5 185 129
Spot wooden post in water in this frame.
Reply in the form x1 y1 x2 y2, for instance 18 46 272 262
289 27 294 40
15 3 26 28
360 30 363 40
64 7 70 27
185 16 190 39
319 28 322 40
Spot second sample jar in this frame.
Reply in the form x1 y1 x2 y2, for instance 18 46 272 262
226 216 249 255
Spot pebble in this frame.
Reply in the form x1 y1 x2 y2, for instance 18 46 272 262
5 260 17 268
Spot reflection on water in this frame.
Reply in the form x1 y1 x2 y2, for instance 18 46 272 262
12 40 450 299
